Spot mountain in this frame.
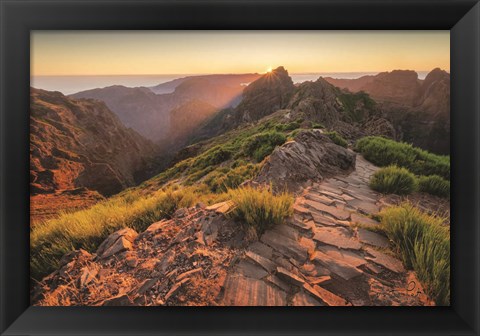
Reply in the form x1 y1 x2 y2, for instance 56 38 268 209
324 69 450 154
192 67 393 143
71 74 261 143
30 88 159 219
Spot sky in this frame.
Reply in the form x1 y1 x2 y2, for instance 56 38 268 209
31 31 450 76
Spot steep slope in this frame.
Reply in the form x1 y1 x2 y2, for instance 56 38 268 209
324 69 450 154
30 88 159 219
191 67 296 141
70 85 173 142
71 74 261 143
158 100 219 152
287 77 394 139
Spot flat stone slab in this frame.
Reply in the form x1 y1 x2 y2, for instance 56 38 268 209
304 193 335 206
276 267 305 286
291 291 324 306
350 213 381 228
288 218 315 232
294 204 312 216
357 228 390 248
265 274 291 292
318 245 367 268
261 231 308 262
311 251 363 281
311 213 338 226
365 248 406 273
236 260 269 280
246 251 277 273
248 242 274 259
313 227 362 250
346 199 380 215
205 201 233 214
304 200 350 221
272 224 300 241
221 275 287 306
303 283 350 306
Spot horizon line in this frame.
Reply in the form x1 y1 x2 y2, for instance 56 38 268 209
32 69 449 77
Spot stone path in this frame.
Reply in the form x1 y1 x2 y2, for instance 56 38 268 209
219 155 433 306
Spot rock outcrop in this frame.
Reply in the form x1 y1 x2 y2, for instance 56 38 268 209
255 130 356 191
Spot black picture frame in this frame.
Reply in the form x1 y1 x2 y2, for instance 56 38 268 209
1 0 479 335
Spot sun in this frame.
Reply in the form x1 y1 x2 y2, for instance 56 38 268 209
266 67 273 73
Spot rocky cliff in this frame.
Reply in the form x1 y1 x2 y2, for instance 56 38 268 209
325 69 450 154
30 88 158 198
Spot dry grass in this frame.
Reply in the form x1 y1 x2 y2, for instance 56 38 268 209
379 203 450 305
30 185 212 280
227 186 294 234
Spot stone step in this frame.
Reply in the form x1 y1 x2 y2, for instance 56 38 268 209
313 227 362 250
221 275 287 306
311 251 363 281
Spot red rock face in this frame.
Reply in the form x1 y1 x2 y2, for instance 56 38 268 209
324 69 451 154
30 88 158 219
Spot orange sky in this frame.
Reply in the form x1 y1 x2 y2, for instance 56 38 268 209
31 31 450 76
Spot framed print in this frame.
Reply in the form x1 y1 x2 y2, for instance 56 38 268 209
1 0 479 335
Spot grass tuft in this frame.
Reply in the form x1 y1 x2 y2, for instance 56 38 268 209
227 186 293 234
325 131 348 148
418 175 450 198
379 203 450 305
369 165 417 195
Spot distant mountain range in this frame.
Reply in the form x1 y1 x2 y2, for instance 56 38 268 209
71 73 261 143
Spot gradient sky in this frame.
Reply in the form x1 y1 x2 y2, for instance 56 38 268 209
31 31 450 76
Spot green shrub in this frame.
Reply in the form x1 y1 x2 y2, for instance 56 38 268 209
325 131 348 148
311 122 325 129
205 163 259 193
379 204 450 305
193 145 233 170
418 175 450 198
30 186 199 280
275 121 300 132
243 131 287 162
369 166 417 195
228 186 293 234
355 136 450 179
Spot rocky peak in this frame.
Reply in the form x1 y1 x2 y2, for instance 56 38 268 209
235 66 295 122
360 70 422 106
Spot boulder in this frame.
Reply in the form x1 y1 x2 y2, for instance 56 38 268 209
255 130 356 192
96 228 138 259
